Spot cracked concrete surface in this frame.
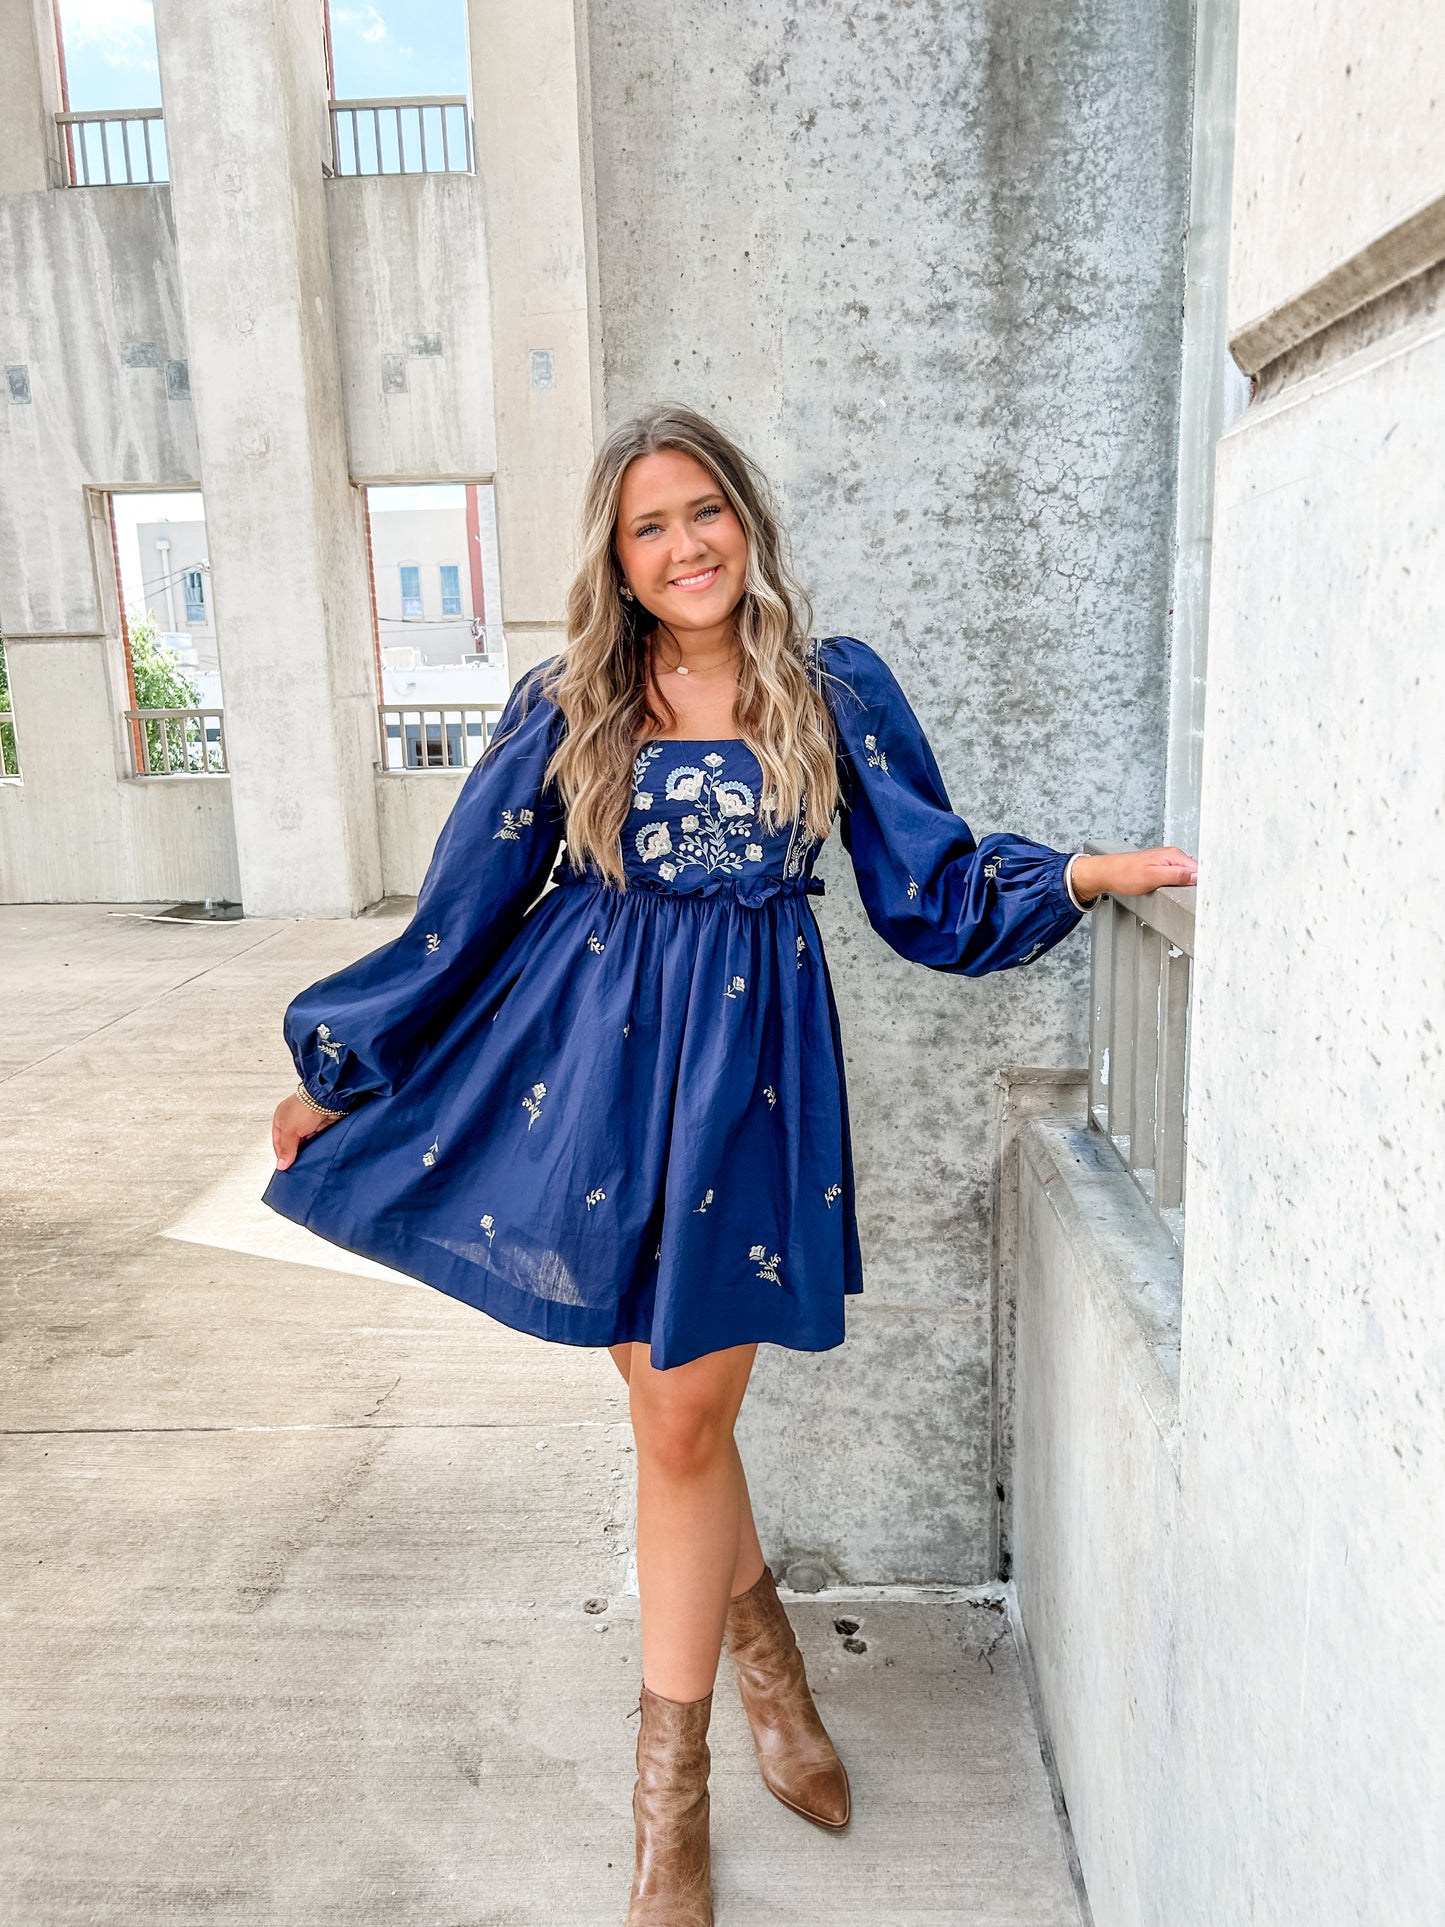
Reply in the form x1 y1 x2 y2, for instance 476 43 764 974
1 905 1083 1924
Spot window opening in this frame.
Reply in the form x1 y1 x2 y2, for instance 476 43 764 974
366 482 505 771
110 490 225 775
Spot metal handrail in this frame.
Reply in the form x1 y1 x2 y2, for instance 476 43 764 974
329 96 475 177
124 707 227 777
1084 841 1196 1246
55 109 166 186
378 702 501 771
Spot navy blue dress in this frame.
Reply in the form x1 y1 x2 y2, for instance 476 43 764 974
262 635 1083 1368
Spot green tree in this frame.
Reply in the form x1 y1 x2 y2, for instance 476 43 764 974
127 611 215 772
0 631 16 777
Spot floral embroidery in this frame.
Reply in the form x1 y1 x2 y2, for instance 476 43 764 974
1018 941 1044 965
782 789 811 880
479 1214 495 1243
425 931 441 954
796 934 807 969
632 753 764 882
633 742 664 799
725 974 747 1000
906 876 919 900
316 1023 342 1061
587 932 606 955
763 1085 777 1109
983 858 1001 882
521 1081 547 1128
749 1243 782 1286
694 1188 714 1213
824 1183 842 1208
666 766 705 802
636 822 673 863
421 1139 439 1168
863 732 889 774
622 1022 631 1038
585 1188 607 1209
494 807 535 841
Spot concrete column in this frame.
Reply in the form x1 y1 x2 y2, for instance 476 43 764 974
153 0 382 918
466 0 600 682
0 0 64 195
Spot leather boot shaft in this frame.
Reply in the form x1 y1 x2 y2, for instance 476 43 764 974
627 1685 714 1927
726 1565 851 1829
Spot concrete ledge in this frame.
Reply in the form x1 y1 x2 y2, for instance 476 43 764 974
1011 1112 1184 1927
1018 1119 1181 1470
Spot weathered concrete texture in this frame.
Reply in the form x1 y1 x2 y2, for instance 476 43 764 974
154 0 383 921
1229 0 1445 363
326 173 498 482
0 640 240 904
586 0 1192 1579
1011 1117 1182 1927
0 186 199 639
1171 310 1445 1924
0 905 1084 1925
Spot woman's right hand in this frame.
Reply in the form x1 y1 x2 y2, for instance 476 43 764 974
272 1092 341 1171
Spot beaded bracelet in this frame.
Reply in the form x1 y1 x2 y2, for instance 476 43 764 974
296 1082 347 1120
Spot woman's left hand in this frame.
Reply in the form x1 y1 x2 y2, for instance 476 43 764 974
1071 847 1198 904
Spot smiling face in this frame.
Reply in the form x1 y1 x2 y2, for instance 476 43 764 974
614 448 749 646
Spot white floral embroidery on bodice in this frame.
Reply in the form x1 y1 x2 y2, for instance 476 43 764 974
626 741 815 892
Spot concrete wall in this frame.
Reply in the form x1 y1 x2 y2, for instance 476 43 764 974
586 0 1194 1580
0 638 240 903
1014 0 1445 1917
327 173 497 483
374 769 466 898
0 1 506 910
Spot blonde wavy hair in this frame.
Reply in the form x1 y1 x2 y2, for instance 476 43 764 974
521 404 841 886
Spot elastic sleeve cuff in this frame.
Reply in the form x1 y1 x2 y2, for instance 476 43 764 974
1063 853 1100 913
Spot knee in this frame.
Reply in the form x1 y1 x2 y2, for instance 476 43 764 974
634 1394 733 1482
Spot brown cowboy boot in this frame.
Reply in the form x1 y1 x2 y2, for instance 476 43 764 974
725 1565 851 1828
627 1684 714 1927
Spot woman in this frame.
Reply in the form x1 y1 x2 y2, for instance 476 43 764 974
264 404 1196 1925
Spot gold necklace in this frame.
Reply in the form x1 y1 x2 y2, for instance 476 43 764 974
656 640 737 678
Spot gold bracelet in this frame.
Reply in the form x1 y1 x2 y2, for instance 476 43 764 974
296 1082 346 1120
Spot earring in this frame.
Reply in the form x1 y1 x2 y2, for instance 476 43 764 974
620 581 634 603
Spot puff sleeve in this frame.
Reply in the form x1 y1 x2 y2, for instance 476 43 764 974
821 635 1083 976
283 661 566 1110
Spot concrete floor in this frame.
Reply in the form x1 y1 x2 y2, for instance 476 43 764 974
0 904 1085 1926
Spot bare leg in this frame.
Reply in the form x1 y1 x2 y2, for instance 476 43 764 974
611 1340 759 1702
610 1343 766 1600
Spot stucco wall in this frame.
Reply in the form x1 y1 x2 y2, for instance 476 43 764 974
586 0 1193 1580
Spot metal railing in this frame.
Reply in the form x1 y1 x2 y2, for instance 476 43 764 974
329 97 475 177
125 708 227 777
1086 842 1196 1247
56 110 167 186
379 703 501 772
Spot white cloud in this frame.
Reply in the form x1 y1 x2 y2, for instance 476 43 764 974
332 6 388 44
59 0 154 58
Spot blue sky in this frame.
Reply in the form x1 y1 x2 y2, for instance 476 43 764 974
56 1 469 112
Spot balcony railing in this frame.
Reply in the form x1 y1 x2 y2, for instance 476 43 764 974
56 110 167 186
1086 842 1196 1247
125 708 227 777
379 703 501 772
329 97 475 177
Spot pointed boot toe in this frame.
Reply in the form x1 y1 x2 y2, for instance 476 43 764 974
725 1565 852 1831
627 1685 714 1927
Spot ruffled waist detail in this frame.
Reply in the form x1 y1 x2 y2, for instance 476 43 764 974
550 865 824 906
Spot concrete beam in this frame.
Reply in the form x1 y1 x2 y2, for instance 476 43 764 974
154 0 382 918
0 0 64 195
466 0 600 681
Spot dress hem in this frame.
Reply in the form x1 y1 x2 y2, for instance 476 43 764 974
262 1168 858 1372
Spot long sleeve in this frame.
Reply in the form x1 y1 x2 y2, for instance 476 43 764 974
283 661 566 1110
820 634 1083 976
